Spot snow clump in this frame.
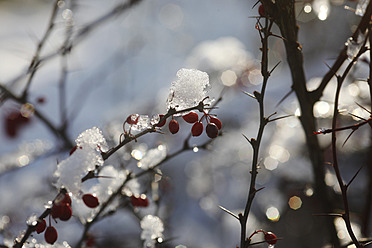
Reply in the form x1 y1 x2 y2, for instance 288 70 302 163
167 68 211 115
54 127 108 195
140 215 164 248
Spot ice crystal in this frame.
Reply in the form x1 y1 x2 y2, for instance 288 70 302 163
75 127 108 152
54 127 108 194
131 115 151 131
345 33 364 60
137 144 167 170
167 68 211 115
26 214 38 226
140 215 164 248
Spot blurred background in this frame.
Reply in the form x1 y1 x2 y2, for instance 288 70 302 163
0 0 370 247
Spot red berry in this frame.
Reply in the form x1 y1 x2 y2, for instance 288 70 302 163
130 195 149 207
258 4 265 17
191 122 203 137
4 111 30 138
85 234 96 247
206 123 219 138
168 119 179 134
35 219 46 234
61 193 72 206
182 112 199 123
264 232 277 245
44 226 58 245
51 204 63 219
36 97 46 104
209 116 222 130
126 114 139 125
59 204 72 221
157 115 166 127
82 194 99 208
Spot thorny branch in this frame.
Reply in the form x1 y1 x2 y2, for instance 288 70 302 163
239 16 276 248
329 29 370 248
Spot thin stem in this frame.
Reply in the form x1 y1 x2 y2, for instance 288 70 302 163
240 17 272 248
21 0 60 100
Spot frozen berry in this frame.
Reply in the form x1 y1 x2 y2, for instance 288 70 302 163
44 226 58 245
209 116 222 130
182 112 199 123
82 194 99 208
206 123 219 138
258 4 265 17
130 194 149 207
264 231 277 245
35 219 46 234
169 119 179 134
191 122 203 137
59 204 72 221
157 115 166 127
126 114 139 125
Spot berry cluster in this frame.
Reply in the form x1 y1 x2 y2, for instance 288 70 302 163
34 192 99 244
167 111 222 138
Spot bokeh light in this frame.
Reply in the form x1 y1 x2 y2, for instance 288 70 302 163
288 196 302 210
266 206 280 222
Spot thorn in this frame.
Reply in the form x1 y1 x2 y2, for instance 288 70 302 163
355 101 372 114
242 134 255 147
349 112 367 121
240 90 256 99
312 213 343 217
342 129 356 147
268 114 294 122
252 0 260 9
218 205 240 220
267 112 277 119
269 61 281 74
346 165 363 188
276 89 294 107
255 187 265 192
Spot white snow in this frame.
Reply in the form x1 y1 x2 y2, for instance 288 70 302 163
140 215 164 248
54 127 108 195
166 68 211 115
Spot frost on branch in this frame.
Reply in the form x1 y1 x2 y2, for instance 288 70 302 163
167 68 211 115
140 215 164 248
54 127 108 195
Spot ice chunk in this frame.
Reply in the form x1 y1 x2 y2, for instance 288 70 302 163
356 0 368 16
345 34 364 60
26 214 38 226
137 144 167 170
167 68 211 115
131 115 151 131
140 215 164 248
